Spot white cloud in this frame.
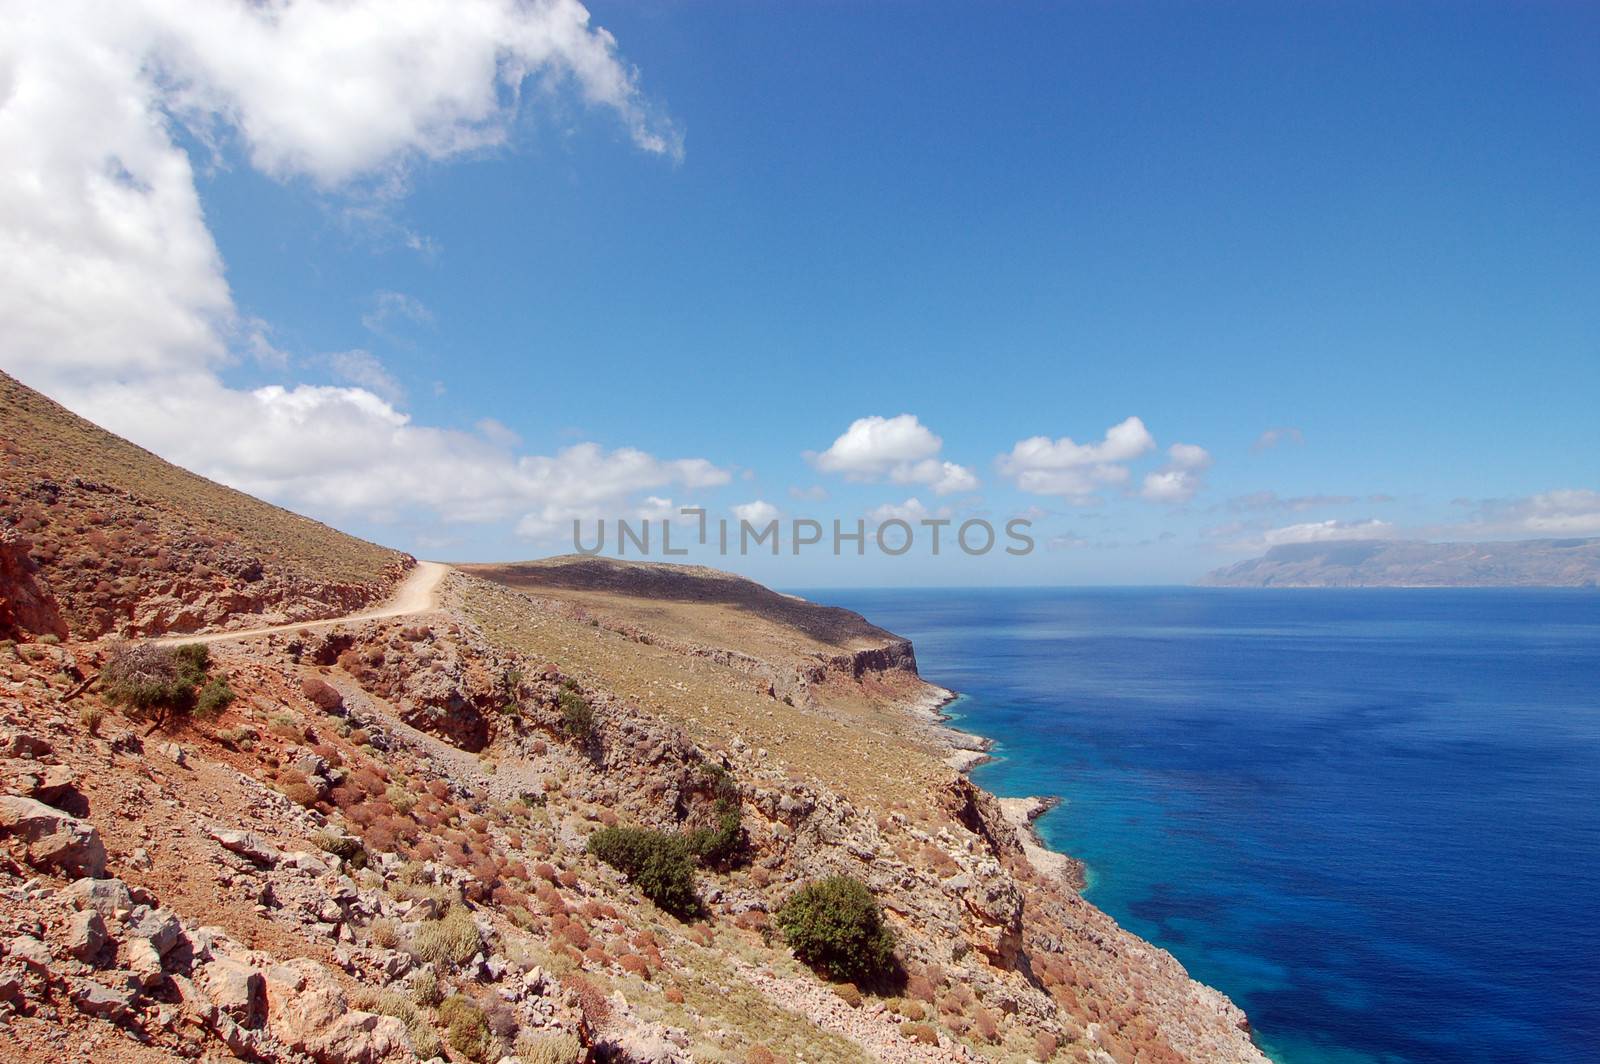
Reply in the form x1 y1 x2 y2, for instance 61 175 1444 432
1252 426 1306 452
732 500 780 525
788 484 829 502
866 498 952 525
0 0 709 543
810 414 978 495
328 349 405 404
998 416 1156 499
1140 442 1212 504
1454 490 1600 537
1262 519 1394 547
361 291 434 337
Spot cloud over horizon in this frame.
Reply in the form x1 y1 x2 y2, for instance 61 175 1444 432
810 414 979 495
0 0 706 542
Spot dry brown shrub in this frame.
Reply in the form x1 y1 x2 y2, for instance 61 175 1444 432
558 922 590 951
1032 1031 1059 1061
300 677 343 711
565 973 610 1027
618 953 650 979
664 986 685 1005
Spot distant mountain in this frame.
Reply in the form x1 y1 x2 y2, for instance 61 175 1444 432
1199 537 1600 588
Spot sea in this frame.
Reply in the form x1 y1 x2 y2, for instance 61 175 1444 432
809 587 1600 1064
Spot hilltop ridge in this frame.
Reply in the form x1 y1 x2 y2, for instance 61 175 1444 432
0 371 410 639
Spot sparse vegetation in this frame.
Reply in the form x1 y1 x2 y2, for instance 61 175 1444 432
515 1031 582 1064
77 703 104 735
557 683 595 744
586 826 699 918
98 641 220 725
312 831 368 868
775 876 896 984
412 904 483 967
437 994 492 1062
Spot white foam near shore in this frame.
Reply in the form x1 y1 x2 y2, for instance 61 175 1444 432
997 796 1078 885
900 681 1079 885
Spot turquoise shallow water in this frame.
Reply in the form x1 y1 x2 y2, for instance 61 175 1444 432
808 588 1600 1064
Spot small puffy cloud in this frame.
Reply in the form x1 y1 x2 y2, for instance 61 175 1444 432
732 500 780 525
1141 469 1200 504
867 498 952 525
998 416 1156 500
788 484 829 502
1252 427 1306 452
1140 442 1212 504
811 414 978 495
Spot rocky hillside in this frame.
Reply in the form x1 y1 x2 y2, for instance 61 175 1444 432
0 371 411 640
1200 536 1600 588
0 395 1268 1064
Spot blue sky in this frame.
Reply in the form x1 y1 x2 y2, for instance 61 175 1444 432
5 1 1598 585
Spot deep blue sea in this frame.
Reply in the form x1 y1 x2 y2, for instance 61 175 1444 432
810 588 1600 1064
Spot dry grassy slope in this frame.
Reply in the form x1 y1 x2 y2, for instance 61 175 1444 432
0 370 409 639
455 559 947 808
456 573 950 810
461 556 913 661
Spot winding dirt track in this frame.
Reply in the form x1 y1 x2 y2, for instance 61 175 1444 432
152 561 450 646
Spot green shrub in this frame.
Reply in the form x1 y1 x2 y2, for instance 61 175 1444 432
195 676 236 716
685 802 745 869
438 994 492 1061
557 686 595 744
775 876 896 984
412 904 483 967
411 966 443 1007
586 826 699 918
100 643 195 719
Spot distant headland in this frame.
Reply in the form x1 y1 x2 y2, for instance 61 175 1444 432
1199 537 1600 588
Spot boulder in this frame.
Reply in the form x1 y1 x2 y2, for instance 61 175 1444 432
1 759 79 805
8 934 52 971
209 828 281 867
63 876 134 920
0 795 107 877
307 1011 412 1064
131 908 183 957
71 978 136 1020
199 955 265 1028
126 937 165 988
65 909 107 963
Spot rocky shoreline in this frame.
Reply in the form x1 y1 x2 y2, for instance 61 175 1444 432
897 680 1087 889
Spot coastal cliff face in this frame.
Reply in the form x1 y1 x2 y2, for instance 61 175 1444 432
1200 536 1600 587
0 384 1267 1063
